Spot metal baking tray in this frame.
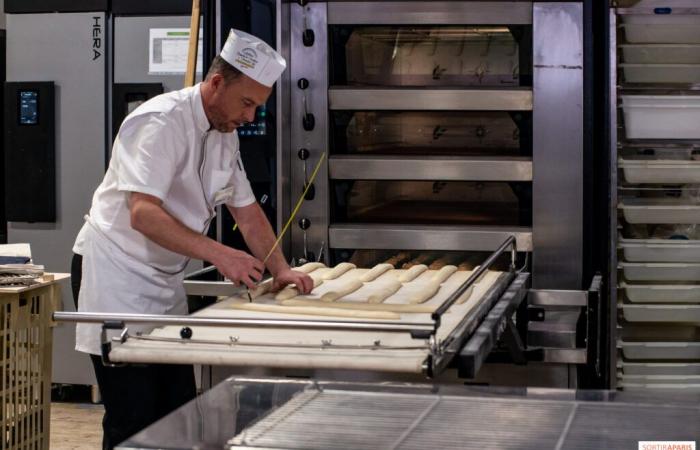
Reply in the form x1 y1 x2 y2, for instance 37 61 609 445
619 237 700 262
621 304 700 322
620 340 700 360
619 198 700 224
620 361 700 376
619 158 700 184
620 262 700 281
620 282 700 302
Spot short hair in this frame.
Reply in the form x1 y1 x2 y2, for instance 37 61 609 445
206 56 243 83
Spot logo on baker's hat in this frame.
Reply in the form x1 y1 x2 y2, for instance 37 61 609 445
220 29 286 87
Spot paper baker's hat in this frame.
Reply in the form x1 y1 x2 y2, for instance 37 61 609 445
220 29 286 87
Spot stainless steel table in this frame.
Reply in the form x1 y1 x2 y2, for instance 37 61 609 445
117 377 700 450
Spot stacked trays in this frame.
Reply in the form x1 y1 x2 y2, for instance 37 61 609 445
620 14 700 140
617 9 700 392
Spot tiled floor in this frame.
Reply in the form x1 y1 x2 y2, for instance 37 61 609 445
50 403 103 450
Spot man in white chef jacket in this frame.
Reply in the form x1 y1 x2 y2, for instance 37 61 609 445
70 30 313 449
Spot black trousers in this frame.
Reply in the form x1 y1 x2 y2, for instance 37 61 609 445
71 254 197 450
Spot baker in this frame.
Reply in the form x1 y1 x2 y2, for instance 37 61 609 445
70 29 313 449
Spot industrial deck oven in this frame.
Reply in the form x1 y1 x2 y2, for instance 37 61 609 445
55 0 606 389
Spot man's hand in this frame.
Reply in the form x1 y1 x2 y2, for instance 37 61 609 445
212 247 265 290
272 268 314 294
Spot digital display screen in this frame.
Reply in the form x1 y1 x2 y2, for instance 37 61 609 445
19 90 39 125
238 105 267 137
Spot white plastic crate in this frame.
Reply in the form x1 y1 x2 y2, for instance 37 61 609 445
619 198 700 224
621 44 700 64
622 15 700 44
620 282 700 302
621 63 700 83
622 95 700 139
619 158 700 184
620 340 700 359
619 237 700 262
621 304 700 322
620 262 700 281
620 362 700 376
620 374 700 384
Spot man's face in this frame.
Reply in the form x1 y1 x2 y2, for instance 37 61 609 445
206 74 272 133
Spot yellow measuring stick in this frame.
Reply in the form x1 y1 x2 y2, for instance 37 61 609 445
264 152 326 264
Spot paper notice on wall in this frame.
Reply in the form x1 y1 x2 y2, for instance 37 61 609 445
149 28 203 75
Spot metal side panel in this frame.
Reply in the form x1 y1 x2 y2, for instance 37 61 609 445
289 2 329 264
329 88 533 112
6 12 107 385
329 224 533 252
609 9 619 391
327 1 532 25
329 155 533 182
276 0 292 258
532 3 584 290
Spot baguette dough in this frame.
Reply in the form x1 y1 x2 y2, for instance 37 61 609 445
383 251 411 266
321 262 356 280
366 279 402 304
404 265 457 303
458 261 473 271
471 266 488 284
401 254 432 269
274 273 324 301
398 264 428 283
320 279 364 302
408 281 441 304
231 302 400 320
359 263 394 282
430 265 458 284
249 278 274 299
455 285 475 305
281 299 436 314
294 262 326 274
429 256 458 270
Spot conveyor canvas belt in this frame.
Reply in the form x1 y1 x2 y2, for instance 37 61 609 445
108 267 510 374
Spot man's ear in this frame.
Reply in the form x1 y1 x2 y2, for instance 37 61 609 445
210 73 224 91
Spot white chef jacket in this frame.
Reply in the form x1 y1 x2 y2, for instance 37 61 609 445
73 83 256 354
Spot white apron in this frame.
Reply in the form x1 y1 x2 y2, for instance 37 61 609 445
75 217 188 355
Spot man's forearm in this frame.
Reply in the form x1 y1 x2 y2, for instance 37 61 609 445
230 203 288 275
130 197 224 263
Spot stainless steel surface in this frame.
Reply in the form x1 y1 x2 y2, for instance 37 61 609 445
529 311 581 348
229 390 574 450
329 155 533 182
542 348 587 364
329 224 533 252
6 12 108 386
529 289 588 307
532 2 584 289
328 88 533 111
327 1 532 25
53 312 434 334
610 9 619 391
117 377 700 450
277 0 292 258
183 280 243 297
289 2 329 264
